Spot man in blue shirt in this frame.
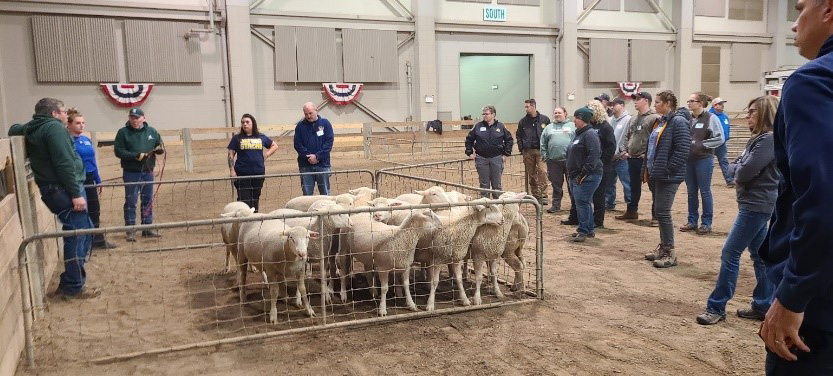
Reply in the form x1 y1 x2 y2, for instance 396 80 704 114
709 97 733 187
293 102 334 195
759 1 833 373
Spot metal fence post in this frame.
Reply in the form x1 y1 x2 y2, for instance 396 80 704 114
10 136 46 318
362 123 372 159
421 122 428 155
182 128 194 173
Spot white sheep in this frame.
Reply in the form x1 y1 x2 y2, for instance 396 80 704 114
367 197 411 225
503 207 529 292
467 191 526 305
237 216 319 322
220 202 254 273
413 200 504 311
446 190 470 203
339 209 443 316
394 186 451 205
283 187 376 211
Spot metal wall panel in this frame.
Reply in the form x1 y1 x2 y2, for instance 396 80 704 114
583 0 620 11
342 29 397 83
497 0 541 6
295 27 338 82
589 38 628 83
624 0 655 13
630 39 666 82
124 20 202 83
731 43 761 82
447 0 491 3
695 0 727 17
274 26 297 82
32 15 118 82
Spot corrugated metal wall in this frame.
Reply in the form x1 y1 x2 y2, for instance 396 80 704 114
274 25 298 82
623 0 655 13
295 27 338 82
630 39 666 82
342 29 398 83
695 0 727 17
124 20 202 83
31 15 119 82
583 0 619 11
496 0 541 6
589 38 627 83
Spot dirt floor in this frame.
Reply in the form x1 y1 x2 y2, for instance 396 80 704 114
17 145 768 375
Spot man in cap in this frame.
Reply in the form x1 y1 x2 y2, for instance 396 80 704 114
114 108 165 242
709 97 733 187
594 93 613 117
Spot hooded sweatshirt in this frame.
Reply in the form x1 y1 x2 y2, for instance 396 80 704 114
540 120 575 161
623 109 661 158
114 122 163 172
610 111 632 157
7 115 85 197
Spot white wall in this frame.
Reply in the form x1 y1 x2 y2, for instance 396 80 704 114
252 0 406 17
436 0 551 24
577 0 673 31
686 42 771 112
695 16 769 35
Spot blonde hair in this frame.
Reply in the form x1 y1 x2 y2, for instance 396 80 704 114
587 100 607 124
66 107 83 124
747 95 779 136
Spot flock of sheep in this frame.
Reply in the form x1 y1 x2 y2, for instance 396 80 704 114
219 186 531 323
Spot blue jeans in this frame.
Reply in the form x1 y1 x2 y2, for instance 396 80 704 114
685 156 714 227
123 171 154 225
299 165 331 196
606 159 632 208
569 174 602 236
715 143 732 185
39 183 93 295
705 209 774 315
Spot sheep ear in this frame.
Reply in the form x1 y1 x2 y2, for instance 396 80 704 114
247 207 256 214
515 192 527 199
308 231 320 239
370 188 377 194
220 212 234 218
348 188 359 194
390 202 403 207
414 189 426 195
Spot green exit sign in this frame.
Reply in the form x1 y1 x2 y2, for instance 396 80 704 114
483 6 507 22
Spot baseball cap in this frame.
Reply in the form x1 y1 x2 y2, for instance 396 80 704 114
594 93 611 102
634 91 652 103
574 107 594 123
711 97 727 106
611 98 625 106
128 108 144 117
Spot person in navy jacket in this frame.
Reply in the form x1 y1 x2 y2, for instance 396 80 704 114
465 105 513 198
66 108 115 250
294 102 334 195
758 1 833 373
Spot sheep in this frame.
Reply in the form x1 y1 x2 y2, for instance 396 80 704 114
269 200 351 303
367 197 411 225
237 216 319 322
220 202 255 273
467 191 527 305
339 209 443 316
503 206 529 292
283 187 376 211
446 190 470 203
413 199 504 311
394 186 451 205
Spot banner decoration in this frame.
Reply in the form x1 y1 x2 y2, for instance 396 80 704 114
100 83 154 107
322 83 363 105
618 82 641 98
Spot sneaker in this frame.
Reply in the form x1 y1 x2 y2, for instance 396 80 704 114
696 311 726 325
142 230 162 238
561 219 578 225
736 308 766 321
572 234 587 242
650 218 659 227
126 231 136 242
679 223 697 232
61 287 102 301
571 232 595 238
726 182 735 188
606 206 616 211
696 226 712 235
644 244 663 261
653 247 677 268
615 211 638 220
546 206 559 214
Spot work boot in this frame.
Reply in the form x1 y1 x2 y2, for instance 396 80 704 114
61 286 102 301
572 233 587 242
736 308 766 321
679 223 697 232
546 205 560 214
696 226 712 235
696 310 726 325
92 235 117 249
561 218 578 225
142 229 162 238
615 211 638 220
653 246 677 268
126 231 136 242
644 244 663 261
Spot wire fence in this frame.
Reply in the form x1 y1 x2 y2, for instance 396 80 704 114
14 171 543 369
375 154 528 195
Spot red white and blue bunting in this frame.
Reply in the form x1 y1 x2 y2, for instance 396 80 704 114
322 83 363 105
618 82 641 98
100 83 154 107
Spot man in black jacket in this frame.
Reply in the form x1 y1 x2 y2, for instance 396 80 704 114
517 99 551 204
466 105 514 198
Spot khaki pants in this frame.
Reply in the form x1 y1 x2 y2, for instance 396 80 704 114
522 149 548 198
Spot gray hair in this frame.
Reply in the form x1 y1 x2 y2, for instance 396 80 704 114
482 105 496 115
34 98 64 116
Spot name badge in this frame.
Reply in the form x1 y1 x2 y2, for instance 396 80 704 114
480 127 487 131
637 125 642 131
495 129 501 133
695 123 704 129
573 140 580 145
316 130 324 136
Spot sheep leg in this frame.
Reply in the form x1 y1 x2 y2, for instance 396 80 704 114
451 261 471 306
377 271 390 317
225 244 235 273
337 254 349 303
488 259 504 298
401 267 418 312
462 258 470 282
366 271 378 299
394 271 405 298
237 261 248 302
297 277 316 318
503 252 525 292
472 260 485 306
268 281 279 324
426 264 441 312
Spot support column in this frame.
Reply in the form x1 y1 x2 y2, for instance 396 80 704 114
672 0 697 97
225 0 256 123
0 35 8 134
412 0 437 122
558 0 579 107
767 0 789 70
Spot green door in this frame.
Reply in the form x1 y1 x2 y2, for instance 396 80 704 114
459 54 531 123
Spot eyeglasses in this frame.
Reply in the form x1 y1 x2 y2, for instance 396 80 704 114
746 108 758 117
686 100 700 103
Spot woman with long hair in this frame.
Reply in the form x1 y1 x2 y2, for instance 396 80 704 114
643 90 691 268
66 108 115 249
588 99 616 228
227 114 278 212
696 95 779 325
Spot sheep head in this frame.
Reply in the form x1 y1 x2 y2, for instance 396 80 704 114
414 186 450 204
368 197 402 222
284 227 319 261
317 203 351 229
469 200 503 226
220 206 256 218
499 191 527 200
334 194 356 208
348 187 377 198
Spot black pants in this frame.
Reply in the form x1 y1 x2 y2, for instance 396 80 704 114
766 325 833 375
627 158 644 213
83 172 105 244
592 164 614 226
234 174 265 212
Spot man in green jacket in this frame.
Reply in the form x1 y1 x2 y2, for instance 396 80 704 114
113 108 164 242
8 98 99 299
540 106 575 213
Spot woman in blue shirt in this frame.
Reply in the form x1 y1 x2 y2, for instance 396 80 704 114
227 114 277 212
67 108 115 249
